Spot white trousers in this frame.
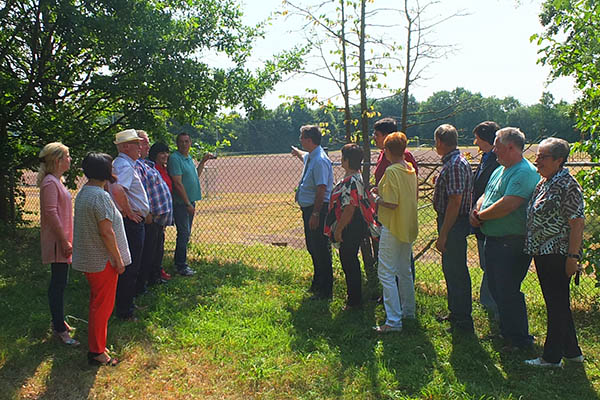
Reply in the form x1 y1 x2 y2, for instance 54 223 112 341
378 226 415 327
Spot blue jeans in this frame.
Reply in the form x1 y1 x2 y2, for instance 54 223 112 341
173 202 194 271
477 238 498 316
485 235 533 347
116 218 145 318
437 214 473 330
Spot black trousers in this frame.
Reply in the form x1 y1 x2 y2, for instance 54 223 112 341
338 212 367 306
116 218 145 318
534 254 582 363
301 203 333 297
137 221 162 293
49 263 69 332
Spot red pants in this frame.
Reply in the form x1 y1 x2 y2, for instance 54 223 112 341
85 261 118 353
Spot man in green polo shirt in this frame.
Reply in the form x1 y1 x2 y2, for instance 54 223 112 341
470 127 540 351
168 132 215 276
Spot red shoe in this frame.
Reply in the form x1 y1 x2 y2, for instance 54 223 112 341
160 269 171 280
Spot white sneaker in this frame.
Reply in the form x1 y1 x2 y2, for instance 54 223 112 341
564 355 584 363
525 357 562 368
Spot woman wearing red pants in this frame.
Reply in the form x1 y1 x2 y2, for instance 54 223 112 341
72 153 131 366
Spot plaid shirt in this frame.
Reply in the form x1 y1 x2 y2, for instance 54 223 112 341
135 159 173 226
433 149 473 216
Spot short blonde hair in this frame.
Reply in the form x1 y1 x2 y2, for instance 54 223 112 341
383 132 408 157
37 142 68 187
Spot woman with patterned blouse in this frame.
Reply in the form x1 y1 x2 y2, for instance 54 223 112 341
325 144 379 309
73 153 131 366
524 138 585 368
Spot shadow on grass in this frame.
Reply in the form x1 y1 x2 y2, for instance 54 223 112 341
287 294 437 398
449 330 505 397
484 315 600 400
0 227 98 399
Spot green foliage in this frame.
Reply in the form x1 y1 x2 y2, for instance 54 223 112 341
211 88 578 154
534 0 600 285
0 0 302 222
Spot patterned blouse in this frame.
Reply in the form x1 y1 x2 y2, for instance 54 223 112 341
324 172 380 249
525 168 584 256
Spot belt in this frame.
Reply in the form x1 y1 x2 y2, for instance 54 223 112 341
486 234 525 242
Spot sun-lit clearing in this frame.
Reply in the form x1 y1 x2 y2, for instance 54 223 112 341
18 357 54 399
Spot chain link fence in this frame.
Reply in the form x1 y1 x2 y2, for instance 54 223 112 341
18 146 599 300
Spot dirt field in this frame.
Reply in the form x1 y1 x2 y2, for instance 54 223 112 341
18 146 590 265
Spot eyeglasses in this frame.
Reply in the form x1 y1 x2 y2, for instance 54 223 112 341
535 153 554 161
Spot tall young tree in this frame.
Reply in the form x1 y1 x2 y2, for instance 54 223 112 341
0 0 301 223
399 0 463 132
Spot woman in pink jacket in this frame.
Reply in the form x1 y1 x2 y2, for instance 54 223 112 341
38 142 78 346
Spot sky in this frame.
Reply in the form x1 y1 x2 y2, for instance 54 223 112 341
237 0 577 109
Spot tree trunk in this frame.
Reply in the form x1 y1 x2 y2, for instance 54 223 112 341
340 0 352 143
401 0 412 133
0 124 14 224
359 0 370 185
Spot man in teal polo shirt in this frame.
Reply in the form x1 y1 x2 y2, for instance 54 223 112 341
470 127 540 351
168 132 215 276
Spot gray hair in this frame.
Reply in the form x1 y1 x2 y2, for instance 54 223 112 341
539 137 570 167
434 124 458 148
496 127 525 151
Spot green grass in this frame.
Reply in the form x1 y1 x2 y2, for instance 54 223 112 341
0 227 599 399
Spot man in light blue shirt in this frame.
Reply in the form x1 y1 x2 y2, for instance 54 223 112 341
292 125 334 299
110 128 149 321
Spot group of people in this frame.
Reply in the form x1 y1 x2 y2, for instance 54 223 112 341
38 130 214 366
38 119 585 369
294 118 585 367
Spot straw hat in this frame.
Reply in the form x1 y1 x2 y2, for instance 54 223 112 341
114 129 142 144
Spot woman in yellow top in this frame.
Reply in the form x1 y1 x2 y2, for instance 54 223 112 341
372 132 418 333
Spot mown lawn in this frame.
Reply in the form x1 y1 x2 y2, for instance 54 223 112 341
0 226 599 399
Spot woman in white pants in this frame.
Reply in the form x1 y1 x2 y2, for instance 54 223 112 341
372 132 418 333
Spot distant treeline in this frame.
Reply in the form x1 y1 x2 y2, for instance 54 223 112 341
175 87 578 154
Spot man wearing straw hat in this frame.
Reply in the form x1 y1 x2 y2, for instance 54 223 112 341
110 129 149 321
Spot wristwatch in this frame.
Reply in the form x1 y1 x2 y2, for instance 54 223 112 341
567 253 581 260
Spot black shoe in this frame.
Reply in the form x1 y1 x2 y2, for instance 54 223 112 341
148 278 168 286
436 314 455 323
178 266 196 276
117 314 138 322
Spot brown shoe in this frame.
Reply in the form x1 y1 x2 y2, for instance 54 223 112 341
373 324 402 333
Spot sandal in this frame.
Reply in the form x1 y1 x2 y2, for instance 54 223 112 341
54 330 80 346
63 320 74 332
88 352 119 367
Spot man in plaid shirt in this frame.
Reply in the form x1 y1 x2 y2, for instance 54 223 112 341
135 130 173 295
433 124 474 333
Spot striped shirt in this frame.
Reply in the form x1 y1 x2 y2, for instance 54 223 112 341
135 159 173 226
433 149 473 216
72 185 131 273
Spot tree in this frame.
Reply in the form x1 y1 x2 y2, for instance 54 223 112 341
533 0 600 284
399 0 463 133
0 0 302 223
